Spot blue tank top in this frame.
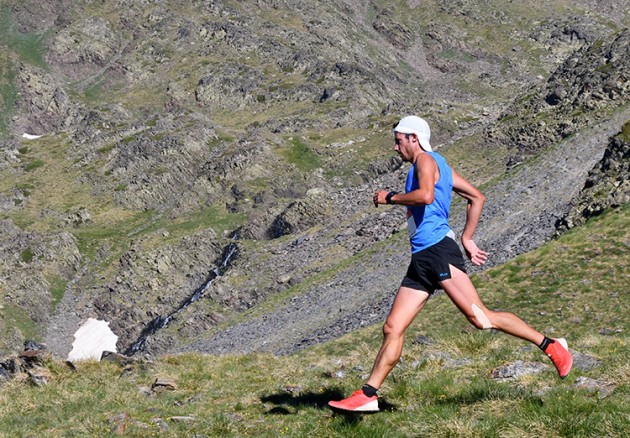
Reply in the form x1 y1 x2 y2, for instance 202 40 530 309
406 152 453 253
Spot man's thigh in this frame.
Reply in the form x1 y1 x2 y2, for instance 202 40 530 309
439 265 487 320
385 286 430 334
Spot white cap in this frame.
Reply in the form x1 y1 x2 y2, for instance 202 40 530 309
393 116 432 152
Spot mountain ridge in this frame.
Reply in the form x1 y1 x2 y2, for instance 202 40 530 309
0 0 628 358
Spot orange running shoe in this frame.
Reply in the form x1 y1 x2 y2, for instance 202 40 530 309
545 338 573 378
328 389 379 412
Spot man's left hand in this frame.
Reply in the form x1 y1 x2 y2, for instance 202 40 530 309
462 239 489 266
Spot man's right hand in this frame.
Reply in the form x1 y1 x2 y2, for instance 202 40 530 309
373 190 389 207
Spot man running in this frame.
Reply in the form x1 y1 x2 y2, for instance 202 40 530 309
328 116 572 412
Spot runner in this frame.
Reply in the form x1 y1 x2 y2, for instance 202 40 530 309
328 116 573 412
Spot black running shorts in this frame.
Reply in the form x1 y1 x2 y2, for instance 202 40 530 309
400 236 467 294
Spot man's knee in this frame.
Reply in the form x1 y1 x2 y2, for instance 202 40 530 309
470 304 493 330
382 319 405 338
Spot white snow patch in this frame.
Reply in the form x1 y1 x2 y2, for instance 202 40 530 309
67 318 119 362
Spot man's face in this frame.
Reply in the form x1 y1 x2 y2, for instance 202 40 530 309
394 132 416 162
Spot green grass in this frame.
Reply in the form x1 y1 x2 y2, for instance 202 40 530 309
19 247 34 263
0 303 40 345
0 6 49 136
0 206 628 436
83 74 106 103
0 53 17 138
278 137 322 172
0 6 49 69
23 159 45 172
47 275 68 310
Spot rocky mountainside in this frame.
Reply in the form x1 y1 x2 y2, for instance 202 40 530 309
0 0 628 358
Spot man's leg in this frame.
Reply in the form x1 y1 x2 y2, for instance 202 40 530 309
366 286 430 389
439 265 543 343
439 265 572 377
328 286 429 411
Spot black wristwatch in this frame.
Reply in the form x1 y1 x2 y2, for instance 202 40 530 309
385 191 398 204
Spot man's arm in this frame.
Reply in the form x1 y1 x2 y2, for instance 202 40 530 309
452 169 488 266
373 154 437 206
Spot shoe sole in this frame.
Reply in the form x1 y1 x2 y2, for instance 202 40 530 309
556 338 573 379
328 400 379 412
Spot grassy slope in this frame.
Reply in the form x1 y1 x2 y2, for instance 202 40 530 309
1 205 627 437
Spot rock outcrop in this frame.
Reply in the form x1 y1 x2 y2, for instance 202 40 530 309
488 29 630 167
557 123 630 231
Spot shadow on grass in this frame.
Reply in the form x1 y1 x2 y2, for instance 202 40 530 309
260 388 397 416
